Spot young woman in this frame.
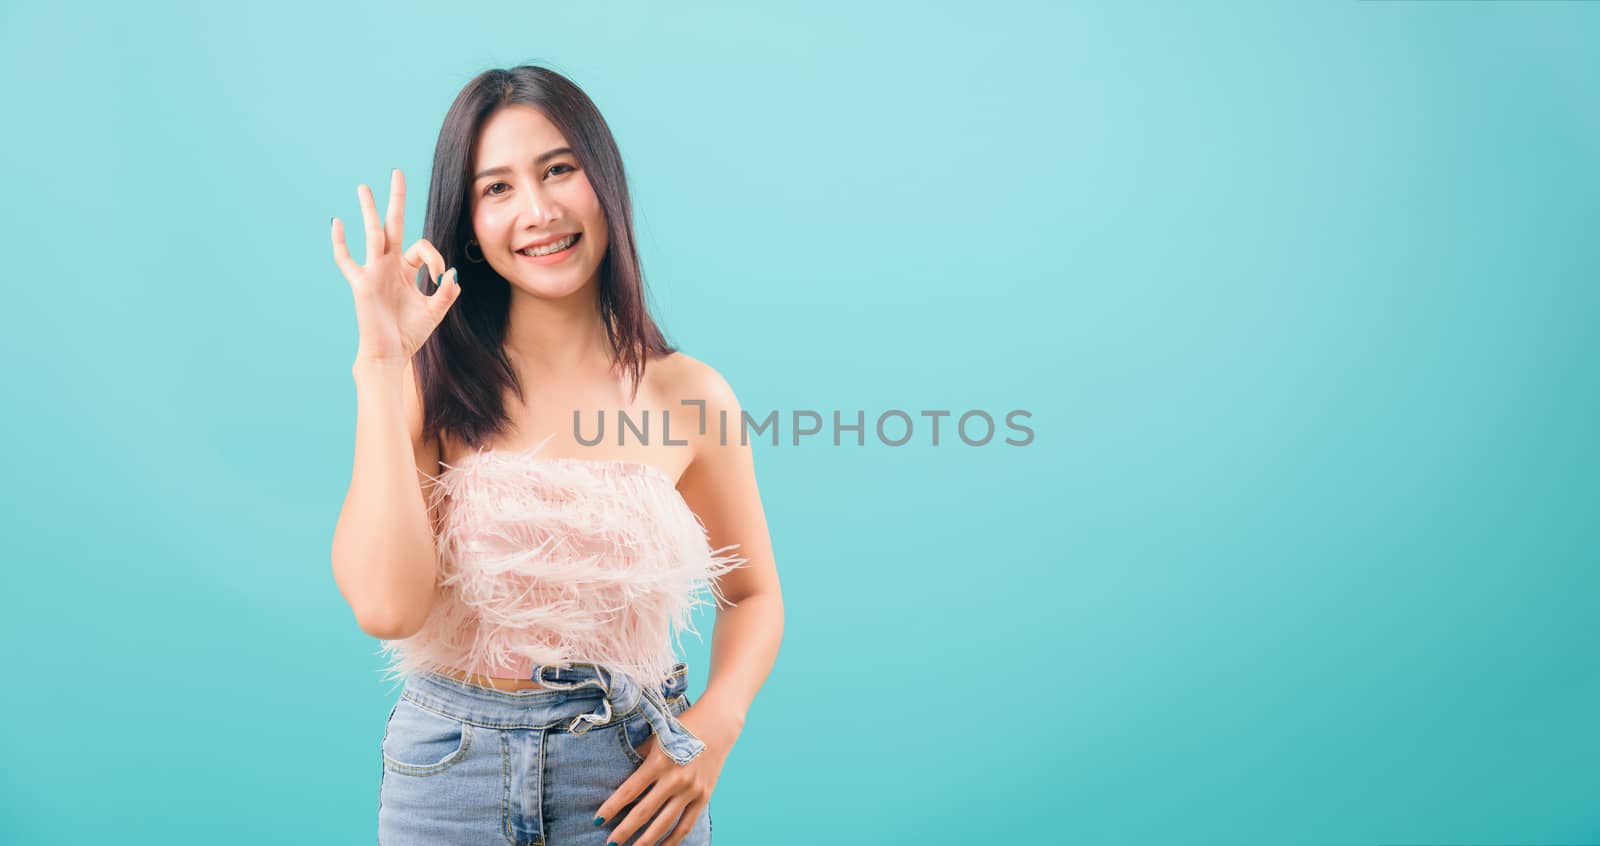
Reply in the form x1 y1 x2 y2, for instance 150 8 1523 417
329 65 783 846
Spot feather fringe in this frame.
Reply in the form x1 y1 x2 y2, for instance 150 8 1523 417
375 434 748 694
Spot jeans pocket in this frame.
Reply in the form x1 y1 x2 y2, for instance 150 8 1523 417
382 697 473 776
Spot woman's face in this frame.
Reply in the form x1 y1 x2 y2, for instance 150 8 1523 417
468 105 609 300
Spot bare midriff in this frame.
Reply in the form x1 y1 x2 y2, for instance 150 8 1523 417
440 666 549 691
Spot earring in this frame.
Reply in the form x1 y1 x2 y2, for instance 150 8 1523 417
465 239 485 263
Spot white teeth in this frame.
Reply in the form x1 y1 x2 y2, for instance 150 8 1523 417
518 234 578 257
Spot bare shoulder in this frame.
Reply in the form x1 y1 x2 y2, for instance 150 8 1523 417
654 350 739 413
652 351 747 478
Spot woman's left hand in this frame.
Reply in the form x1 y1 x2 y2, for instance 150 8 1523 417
597 702 740 845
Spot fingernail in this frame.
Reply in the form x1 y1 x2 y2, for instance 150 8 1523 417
435 273 443 285
593 816 604 826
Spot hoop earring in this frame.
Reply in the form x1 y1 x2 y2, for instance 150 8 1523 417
465 239 485 263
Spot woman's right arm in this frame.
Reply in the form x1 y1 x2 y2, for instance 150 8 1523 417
326 168 461 640
330 356 441 640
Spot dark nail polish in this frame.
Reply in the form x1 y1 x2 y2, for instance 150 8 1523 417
593 815 604 826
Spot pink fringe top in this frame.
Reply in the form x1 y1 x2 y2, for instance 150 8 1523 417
376 436 747 692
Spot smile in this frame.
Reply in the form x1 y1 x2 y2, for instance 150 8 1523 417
516 233 580 258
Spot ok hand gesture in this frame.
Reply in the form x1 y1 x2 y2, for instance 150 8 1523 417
330 168 461 367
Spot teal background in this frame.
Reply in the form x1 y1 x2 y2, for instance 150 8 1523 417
2 1 1596 843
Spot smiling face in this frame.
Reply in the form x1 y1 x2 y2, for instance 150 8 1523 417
469 105 610 300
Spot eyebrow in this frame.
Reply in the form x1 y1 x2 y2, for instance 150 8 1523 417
473 147 574 182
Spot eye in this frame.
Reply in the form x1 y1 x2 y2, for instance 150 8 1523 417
482 165 573 197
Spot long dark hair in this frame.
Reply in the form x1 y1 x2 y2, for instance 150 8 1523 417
415 64 675 451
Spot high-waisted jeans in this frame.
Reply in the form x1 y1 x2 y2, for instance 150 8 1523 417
377 661 713 845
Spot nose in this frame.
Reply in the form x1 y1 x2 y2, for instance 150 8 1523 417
520 186 560 227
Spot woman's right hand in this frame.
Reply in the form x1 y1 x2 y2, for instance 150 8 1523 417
331 168 462 367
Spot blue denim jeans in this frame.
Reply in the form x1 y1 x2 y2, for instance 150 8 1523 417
378 661 713 845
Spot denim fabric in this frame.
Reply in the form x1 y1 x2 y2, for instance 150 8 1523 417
378 661 712 845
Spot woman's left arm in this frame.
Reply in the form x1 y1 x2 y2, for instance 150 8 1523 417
597 362 783 846
677 366 784 739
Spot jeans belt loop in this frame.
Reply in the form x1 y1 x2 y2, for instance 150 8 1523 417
530 664 614 735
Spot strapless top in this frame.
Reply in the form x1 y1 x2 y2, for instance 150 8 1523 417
375 435 747 692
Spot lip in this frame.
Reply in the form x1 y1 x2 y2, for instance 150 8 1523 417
515 232 582 265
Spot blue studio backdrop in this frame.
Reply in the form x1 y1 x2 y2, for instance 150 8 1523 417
1 1 1596 844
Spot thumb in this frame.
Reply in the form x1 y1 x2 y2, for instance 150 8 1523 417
432 267 462 319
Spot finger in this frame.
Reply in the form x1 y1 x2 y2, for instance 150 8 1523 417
597 764 654 832
609 782 672 846
330 217 361 282
662 797 707 846
357 183 385 264
630 793 690 846
429 268 462 319
400 238 448 292
384 168 405 262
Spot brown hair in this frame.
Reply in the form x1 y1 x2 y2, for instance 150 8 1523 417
415 64 674 450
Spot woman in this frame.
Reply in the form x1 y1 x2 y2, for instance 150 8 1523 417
329 64 783 846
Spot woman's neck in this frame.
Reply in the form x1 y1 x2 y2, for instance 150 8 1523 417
502 285 616 381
